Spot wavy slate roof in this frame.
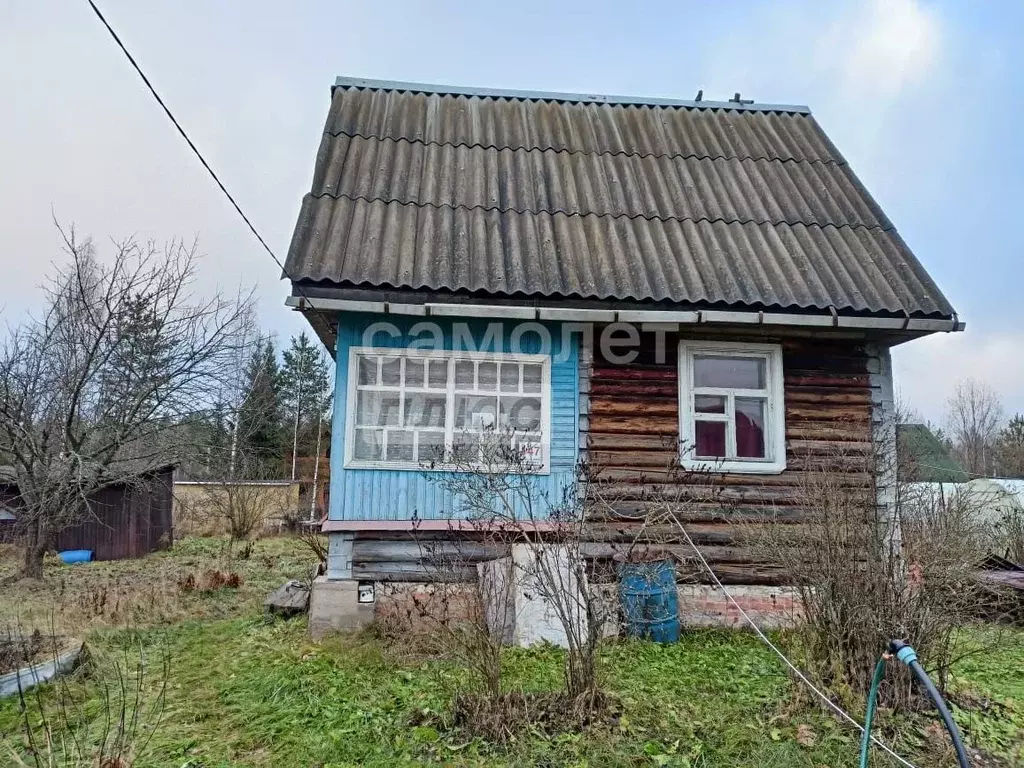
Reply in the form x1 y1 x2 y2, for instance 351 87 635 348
285 78 955 319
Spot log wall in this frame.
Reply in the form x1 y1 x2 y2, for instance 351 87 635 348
583 329 877 585
334 329 884 590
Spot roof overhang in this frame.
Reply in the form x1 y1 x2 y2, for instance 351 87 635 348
287 291 963 355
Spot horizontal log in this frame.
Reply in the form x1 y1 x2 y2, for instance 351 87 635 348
674 561 791 586
588 433 678 452
785 405 871 422
583 521 806 545
590 383 872 403
352 563 476 582
583 416 678 435
590 381 678 398
787 423 873 441
591 366 675 381
785 374 870 388
589 399 677 417
589 453 871 477
781 339 866 355
595 467 872 489
582 542 767 565
589 450 679 469
599 483 804 504
353 541 504 563
783 356 867 375
785 390 872 405
785 455 872 473
586 502 813 524
787 438 873 453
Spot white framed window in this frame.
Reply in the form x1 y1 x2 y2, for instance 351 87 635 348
344 346 551 473
677 340 786 474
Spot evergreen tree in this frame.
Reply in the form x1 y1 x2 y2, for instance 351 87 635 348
236 338 284 475
280 332 332 479
996 414 1024 478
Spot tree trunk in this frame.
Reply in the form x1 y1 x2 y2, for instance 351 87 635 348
21 520 46 579
291 377 303 482
309 406 324 521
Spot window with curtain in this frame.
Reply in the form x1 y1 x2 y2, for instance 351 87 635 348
345 348 550 471
677 341 786 473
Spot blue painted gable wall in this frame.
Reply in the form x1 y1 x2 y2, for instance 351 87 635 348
329 313 579 521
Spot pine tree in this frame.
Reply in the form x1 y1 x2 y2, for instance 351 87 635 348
996 414 1024 478
236 338 284 475
280 332 332 480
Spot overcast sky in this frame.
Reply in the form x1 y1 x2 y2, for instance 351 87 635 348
1 0 1021 424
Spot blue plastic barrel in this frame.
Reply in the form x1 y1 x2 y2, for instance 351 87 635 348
57 550 93 564
618 559 680 643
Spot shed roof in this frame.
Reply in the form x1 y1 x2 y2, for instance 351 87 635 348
285 78 956 319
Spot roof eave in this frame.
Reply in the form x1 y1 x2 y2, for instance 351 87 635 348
286 292 964 335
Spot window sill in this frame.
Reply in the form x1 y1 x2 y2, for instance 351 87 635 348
343 459 551 476
679 458 787 475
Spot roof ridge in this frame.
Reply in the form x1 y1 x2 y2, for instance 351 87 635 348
332 76 812 115
322 129 845 167
307 192 896 233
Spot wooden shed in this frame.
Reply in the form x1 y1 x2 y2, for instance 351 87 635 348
1 465 175 561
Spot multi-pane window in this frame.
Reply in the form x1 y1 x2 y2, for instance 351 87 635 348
346 348 549 471
677 341 786 473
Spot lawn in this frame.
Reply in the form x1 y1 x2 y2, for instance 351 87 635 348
1 538 1023 767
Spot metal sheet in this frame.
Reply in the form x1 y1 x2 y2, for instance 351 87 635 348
286 81 956 320
288 195 952 317
310 133 890 229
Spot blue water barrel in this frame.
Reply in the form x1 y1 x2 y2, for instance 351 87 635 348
618 559 680 643
57 550 93 564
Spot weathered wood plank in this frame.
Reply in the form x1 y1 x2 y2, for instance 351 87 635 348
589 399 678 417
353 541 504 563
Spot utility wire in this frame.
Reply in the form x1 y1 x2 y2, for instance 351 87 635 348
673 522 920 768
84 0 319 316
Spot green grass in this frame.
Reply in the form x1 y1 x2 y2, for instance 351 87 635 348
2 538 1024 766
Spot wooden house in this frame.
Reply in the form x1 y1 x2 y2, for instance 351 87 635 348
282 78 961 632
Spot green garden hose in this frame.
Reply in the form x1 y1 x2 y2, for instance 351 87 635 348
858 656 888 768
858 641 970 768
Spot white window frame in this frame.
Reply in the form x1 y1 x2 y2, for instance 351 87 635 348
344 346 552 474
677 340 786 474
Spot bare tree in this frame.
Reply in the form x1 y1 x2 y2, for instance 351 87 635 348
192 476 280 544
945 378 1003 476
0 224 252 577
743 437 1007 707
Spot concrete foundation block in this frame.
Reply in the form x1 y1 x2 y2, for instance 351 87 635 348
308 576 375 639
478 544 589 648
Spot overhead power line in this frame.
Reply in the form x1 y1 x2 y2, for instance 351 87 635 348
84 0 290 282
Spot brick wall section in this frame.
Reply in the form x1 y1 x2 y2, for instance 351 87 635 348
367 581 801 632
677 585 802 629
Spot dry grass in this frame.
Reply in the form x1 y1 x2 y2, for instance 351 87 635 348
444 688 617 743
0 536 313 634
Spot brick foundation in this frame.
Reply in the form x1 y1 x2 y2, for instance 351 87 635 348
311 578 801 639
677 585 802 629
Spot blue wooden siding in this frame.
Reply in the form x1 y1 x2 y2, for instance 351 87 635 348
329 313 579 521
